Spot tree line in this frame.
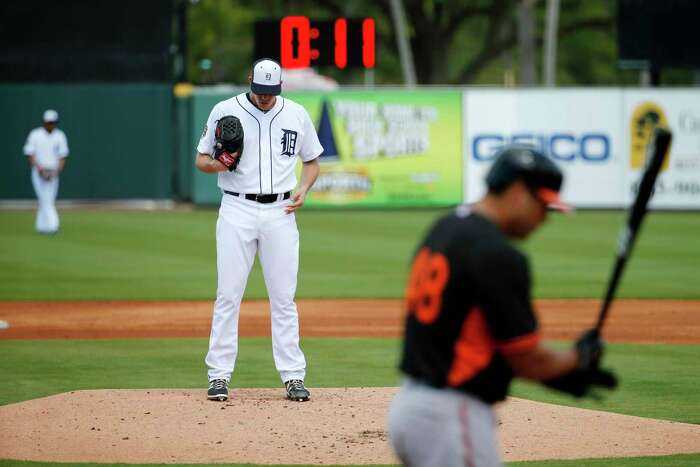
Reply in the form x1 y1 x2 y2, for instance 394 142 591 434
187 0 694 87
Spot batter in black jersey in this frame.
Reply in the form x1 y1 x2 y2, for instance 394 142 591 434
389 145 617 467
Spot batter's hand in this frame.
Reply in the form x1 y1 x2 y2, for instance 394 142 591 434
285 190 307 214
543 366 618 398
575 328 604 371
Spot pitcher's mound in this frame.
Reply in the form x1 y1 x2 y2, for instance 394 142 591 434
1 388 699 464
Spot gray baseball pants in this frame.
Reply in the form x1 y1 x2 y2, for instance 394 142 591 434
388 378 502 467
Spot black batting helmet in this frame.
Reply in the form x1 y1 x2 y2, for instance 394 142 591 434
486 144 570 211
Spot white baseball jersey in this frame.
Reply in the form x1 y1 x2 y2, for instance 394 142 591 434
197 92 323 194
23 127 69 169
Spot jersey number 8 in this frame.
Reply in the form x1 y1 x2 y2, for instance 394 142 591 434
405 247 450 324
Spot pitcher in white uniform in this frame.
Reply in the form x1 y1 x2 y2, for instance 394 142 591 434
23 109 69 235
195 58 322 402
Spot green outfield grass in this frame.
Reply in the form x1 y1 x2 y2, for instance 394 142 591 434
0 209 698 300
1 338 698 424
511 454 700 466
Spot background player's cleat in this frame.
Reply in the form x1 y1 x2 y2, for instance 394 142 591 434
207 379 228 401
285 379 310 401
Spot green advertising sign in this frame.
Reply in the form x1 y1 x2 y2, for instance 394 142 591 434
188 88 463 206
288 90 463 207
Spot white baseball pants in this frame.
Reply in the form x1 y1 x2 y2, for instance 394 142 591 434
205 193 306 384
31 167 60 233
389 378 502 467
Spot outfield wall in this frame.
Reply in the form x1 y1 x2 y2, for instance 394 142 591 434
0 83 174 200
188 86 700 209
2 84 698 209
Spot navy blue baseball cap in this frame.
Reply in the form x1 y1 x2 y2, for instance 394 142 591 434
486 144 571 212
251 58 282 96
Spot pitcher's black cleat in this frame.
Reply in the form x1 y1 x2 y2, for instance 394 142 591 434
207 379 228 401
285 379 310 401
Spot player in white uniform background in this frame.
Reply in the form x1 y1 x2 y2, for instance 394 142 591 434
195 58 323 402
23 109 69 235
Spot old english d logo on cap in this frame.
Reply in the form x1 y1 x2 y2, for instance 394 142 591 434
251 58 282 96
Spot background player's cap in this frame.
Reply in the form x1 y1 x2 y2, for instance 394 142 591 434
43 109 59 122
486 144 572 212
251 58 282 96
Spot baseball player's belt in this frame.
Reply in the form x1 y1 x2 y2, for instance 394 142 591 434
224 190 291 204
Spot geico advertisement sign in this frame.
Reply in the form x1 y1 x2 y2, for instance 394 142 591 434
466 131 621 206
471 133 611 162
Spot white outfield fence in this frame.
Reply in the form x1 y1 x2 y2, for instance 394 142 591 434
463 89 700 209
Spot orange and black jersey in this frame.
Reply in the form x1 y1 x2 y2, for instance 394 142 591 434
400 208 540 404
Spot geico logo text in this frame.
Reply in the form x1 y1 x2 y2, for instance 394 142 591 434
472 133 611 162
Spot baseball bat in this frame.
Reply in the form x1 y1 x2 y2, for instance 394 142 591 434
594 127 673 333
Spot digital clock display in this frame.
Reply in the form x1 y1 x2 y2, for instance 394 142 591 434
254 16 376 69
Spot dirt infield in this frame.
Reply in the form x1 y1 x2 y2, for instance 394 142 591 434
1 299 699 343
0 299 699 464
2 389 700 465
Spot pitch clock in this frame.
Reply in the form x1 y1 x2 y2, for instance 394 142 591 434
254 16 376 69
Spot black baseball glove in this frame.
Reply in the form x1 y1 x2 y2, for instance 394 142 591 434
214 115 244 171
39 168 57 181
